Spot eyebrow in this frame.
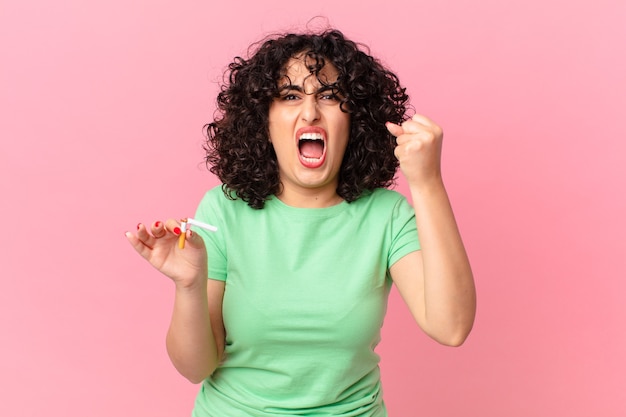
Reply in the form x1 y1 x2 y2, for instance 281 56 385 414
277 84 337 95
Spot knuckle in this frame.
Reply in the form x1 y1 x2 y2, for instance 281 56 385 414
406 141 422 154
421 131 437 144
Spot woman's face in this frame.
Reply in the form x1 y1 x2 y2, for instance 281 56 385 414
268 55 351 207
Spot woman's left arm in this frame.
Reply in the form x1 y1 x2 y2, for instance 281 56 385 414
387 115 476 346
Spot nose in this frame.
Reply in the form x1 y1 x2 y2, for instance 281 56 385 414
301 96 320 123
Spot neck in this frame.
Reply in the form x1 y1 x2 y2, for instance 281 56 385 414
276 188 344 208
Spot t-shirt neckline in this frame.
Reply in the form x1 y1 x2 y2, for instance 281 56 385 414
266 195 349 218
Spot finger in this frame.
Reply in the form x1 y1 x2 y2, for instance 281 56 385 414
164 218 183 236
125 231 153 259
395 132 416 146
183 228 206 250
385 122 404 137
151 220 166 238
410 114 443 137
394 129 431 146
399 118 431 135
411 113 436 126
136 223 156 248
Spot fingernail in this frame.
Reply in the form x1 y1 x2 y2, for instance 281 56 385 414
173 227 181 235
137 223 142 230
155 221 161 228
188 230 194 237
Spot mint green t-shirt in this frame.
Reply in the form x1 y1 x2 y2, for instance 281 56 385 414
192 186 420 417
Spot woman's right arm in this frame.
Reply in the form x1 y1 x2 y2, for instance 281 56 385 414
166 278 224 383
126 219 225 383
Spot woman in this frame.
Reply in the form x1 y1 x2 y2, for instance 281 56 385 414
127 29 476 416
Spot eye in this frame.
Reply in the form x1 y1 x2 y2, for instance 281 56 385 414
319 92 341 102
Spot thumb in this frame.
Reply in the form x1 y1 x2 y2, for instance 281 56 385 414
385 122 404 138
185 228 206 249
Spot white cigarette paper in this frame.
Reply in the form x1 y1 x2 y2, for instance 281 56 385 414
187 217 218 232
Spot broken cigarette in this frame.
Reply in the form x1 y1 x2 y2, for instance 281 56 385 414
177 217 218 249
187 217 218 232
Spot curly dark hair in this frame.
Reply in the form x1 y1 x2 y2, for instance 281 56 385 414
204 29 410 209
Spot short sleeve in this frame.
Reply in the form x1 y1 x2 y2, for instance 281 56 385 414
193 188 228 282
388 196 420 268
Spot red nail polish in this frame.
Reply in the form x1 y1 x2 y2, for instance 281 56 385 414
173 227 181 235
137 223 141 230
155 221 161 228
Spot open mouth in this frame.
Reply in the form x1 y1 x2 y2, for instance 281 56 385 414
296 128 326 168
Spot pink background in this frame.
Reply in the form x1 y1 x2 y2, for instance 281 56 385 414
1 0 625 415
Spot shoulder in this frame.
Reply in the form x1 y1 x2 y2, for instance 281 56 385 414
353 188 410 210
351 189 415 234
198 185 245 209
201 184 230 202
196 184 266 224
196 185 233 220
371 187 408 202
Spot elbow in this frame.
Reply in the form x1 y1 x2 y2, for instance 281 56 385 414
434 299 477 347
426 317 475 347
186 376 204 385
186 374 209 385
170 354 219 385
181 363 217 384
436 328 471 347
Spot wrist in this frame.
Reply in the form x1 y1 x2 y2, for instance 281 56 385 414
174 272 208 293
409 176 445 198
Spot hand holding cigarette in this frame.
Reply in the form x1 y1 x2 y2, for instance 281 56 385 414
126 217 217 287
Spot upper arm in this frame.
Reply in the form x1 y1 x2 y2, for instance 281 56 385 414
207 279 226 361
389 250 426 330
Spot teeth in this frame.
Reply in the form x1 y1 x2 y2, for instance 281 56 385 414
299 132 324 140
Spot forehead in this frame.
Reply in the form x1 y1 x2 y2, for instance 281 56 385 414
279 54 339 90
